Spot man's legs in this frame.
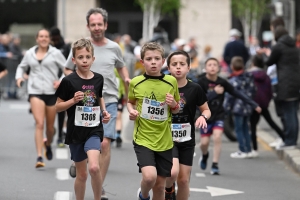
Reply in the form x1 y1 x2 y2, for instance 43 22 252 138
281 100 299 146
100 103 117 199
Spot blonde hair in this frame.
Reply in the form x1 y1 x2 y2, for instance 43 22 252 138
140 42 164 60
72 38 94 57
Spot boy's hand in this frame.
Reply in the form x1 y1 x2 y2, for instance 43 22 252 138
166 93 177 108
255 106 262 113
73 91 84 103
129 109 139 120
102 110 111 124
214 85 224 94
195 116 207 129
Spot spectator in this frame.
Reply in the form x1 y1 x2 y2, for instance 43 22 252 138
223 29 249 72
262 26 300 149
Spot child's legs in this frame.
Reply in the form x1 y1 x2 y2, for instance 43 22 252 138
200 123 214 154
242 116 252 153
166 146 180 188
30 96 45 157
134 143 157 198
212 128 223 163
212 120 224 163
233 115 246 152
250 111 260 151
176 164 192 200
85 136 102 200
74 160 88 200
175 146 194 200
152 175 166 200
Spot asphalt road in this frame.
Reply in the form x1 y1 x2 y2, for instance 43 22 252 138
1 99 300 200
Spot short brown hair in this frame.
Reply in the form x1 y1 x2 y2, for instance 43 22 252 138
231 56 244 71
271 17 285 30
140 42 164 60
72 38 94 57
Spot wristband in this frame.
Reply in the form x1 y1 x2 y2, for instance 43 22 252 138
171 103 179 111
200 114 208 121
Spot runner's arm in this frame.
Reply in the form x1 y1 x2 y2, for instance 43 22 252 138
195 102 211 129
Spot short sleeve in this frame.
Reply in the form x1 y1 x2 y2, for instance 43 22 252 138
55 77 71 101
114 45 125 68
196 84 208 106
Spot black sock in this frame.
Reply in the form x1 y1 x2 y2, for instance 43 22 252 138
116 130 121 138
165 186 173 192
212 162 218 167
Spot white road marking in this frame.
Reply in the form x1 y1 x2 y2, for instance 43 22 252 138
56 168 70 180
195 173 206 177
9 104 29 109
56 148 69 159
54 191 72 200
190 186 244 196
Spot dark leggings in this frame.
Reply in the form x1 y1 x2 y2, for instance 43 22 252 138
57 111 66 139
250 108 284 150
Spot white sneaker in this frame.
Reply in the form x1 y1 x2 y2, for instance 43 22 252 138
230 151 247 158
276 145 296 151
250 150 259 158
269 138 283 148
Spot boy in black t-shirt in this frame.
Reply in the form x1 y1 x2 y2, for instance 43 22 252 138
55 38 110 200
197 58 260 175
165 51 211 199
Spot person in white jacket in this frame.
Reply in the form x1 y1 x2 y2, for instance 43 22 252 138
15 29 66 168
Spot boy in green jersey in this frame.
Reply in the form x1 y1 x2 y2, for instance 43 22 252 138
127 42 180 200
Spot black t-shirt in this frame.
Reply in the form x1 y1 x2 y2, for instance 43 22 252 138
55 71 104 144
172 81 207 147
198 76 234 122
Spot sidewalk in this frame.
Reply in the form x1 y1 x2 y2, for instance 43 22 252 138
257 102 300 175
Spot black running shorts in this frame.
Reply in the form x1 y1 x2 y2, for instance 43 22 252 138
133 141 173 177
172 144 195 166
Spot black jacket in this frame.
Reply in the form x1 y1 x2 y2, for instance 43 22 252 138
266 34 300 101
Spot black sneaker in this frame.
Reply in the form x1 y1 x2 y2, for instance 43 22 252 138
116 137 122 148
69 163 76 178
35 156 45 168
199 152 209 170
165 183 176 200
211 165 220 175
44 141 53 160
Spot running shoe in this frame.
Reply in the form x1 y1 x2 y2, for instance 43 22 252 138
210 165 220 175
44 141 53 160
165 182 176 200
199 152 209 170
137 188 150 200
230 151 247 158
269 138 284 148
69 162 76 178
116 136 122 148
35 156 45 168
57 137 65 148
101 187 109 200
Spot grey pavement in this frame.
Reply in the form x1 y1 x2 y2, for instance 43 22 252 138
1 98 300 200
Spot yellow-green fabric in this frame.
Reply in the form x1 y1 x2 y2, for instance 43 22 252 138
114 68 125 98
128 74 180 151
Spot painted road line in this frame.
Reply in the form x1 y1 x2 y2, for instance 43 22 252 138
56 168 70 180
9 104 29 109
195 173 206 177
54 191 72 200
56 148 69 159
190 186 244 197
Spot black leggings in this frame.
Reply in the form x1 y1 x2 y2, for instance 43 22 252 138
250 108 284 150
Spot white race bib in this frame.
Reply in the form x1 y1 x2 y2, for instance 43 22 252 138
75 106 100 127
172 123 192 142
141 98 168 121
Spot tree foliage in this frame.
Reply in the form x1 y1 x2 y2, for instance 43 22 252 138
135 0 181 41
231 0 270 45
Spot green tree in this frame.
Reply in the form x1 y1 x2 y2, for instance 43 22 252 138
135 0 181 41
232 0 270 45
